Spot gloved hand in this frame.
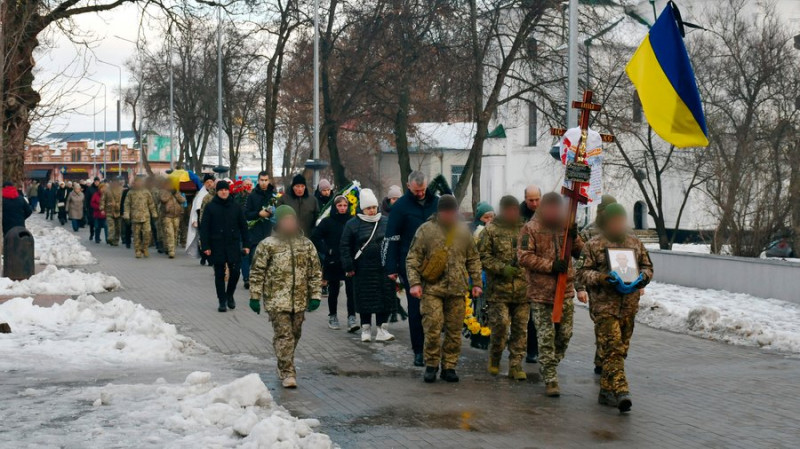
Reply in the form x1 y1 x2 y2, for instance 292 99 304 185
249 298 261 314
307 298 321 312
502 265 521 279
615 273 645 295
568 223 578 240
551 259 568 274
603 271 622 287
630 273 645 289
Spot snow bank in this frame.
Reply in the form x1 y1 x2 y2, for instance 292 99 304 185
27 214 96 265
638 282 800 354
0 295 197 370
0 264 119 295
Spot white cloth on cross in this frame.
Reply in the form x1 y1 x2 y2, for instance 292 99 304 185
559 127 603 207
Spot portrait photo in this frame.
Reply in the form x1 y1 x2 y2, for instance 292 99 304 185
606 248 639 283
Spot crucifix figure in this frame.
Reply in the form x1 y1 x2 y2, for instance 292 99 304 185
549 90 614 323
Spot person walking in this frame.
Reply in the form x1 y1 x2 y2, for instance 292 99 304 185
577 203 653 413
119 182 132 248
341 189 396 342
66 183 85 232
312 195 357 332
314 178 333 210
26 180 40 213
158 178 185 258
123 177 158 258
187 174 215 262
56 182 69 225
470 201 495 238
2 182 33 236
380 185 402 215
517 192 586 397
42 182 55 220
248 205 322 389
406 195 483 383
277 174 319 237
103 178 124 246
384 171 439 367
520 184 542 364
90 183 108 244
242 171 277 289
199 180 250 312
84 178 100 239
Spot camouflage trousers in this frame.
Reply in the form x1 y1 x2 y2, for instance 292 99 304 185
161 216 181 257
421 294 465 370
131 221 152 256
269 311 305 379
488 301 530 366
107 217 122 245
532 300 575 384
595 313 635 394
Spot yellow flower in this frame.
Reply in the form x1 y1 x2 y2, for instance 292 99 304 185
468 322 481 334
465 306 473 317
480 327 491 337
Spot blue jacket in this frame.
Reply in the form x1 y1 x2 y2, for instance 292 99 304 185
383 188 438 277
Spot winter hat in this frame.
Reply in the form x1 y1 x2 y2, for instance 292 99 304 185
540 192 563 206
387 185 403 199
203 173 216 183
216 180 231 191
603 203 626 220
597 194 617 214
274 204 296 223
291 174 307 187
438 194 459 212
318 179 332 191
475 201 494 220
359 188 379 209
499 195 520 210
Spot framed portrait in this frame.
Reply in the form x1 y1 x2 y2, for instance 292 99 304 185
606 248 639 283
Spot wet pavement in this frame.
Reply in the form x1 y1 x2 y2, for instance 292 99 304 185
84 236 800 448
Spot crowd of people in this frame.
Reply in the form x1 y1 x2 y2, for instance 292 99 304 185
9 168 653 414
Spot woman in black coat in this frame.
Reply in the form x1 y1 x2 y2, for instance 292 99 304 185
340 189 396 343
312 195 357 332
56 183 70 225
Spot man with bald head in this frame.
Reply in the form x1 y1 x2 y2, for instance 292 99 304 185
521 185 541 222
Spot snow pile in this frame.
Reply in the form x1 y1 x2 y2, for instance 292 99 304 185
0 295 197 370
638 282 800 354
0 264 119 295
27 215 96 265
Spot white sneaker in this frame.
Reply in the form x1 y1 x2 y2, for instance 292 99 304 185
361 324 371 342
375 324 395 342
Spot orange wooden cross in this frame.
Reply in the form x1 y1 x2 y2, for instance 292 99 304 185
549 90 614 323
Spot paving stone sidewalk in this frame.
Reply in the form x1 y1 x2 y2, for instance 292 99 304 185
81 235 800 449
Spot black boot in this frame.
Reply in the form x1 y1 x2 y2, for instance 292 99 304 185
218 299 227 313
243 279 250 290
423 366 437 383
227 295 236 310
617 393 632 413
598 389 617 407
413 353 424 367
440 369 459 383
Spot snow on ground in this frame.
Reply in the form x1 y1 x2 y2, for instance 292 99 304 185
645 243 727 254
27 214 96 265
0 264 119 296
638 282 800 354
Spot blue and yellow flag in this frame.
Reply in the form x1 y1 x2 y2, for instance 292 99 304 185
626 3 708 148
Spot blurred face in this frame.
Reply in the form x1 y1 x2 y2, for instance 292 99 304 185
407 181 427 200
480 212 495 224
217 189 230 200
320 188 332 198
389 197 398 205
604 214 627 239
438 209 458 226
501 205 520 223
335 200 349 214
292 184 306 197
257 175 270 190
363 206 378 216
538 201 563 226
204 179 214 190
525 188 541 212
616 253 630 268
73 184 81 192
279 214 299 234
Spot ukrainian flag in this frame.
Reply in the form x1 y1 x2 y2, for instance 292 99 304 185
626 3 708 148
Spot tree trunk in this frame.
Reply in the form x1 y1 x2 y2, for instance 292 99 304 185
791 145 800 256
394 81 412 186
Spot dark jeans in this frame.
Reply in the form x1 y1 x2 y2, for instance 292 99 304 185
361 312 389 326
213 261 241 302
402 274 424 354
122 220 132 246
71 219 81 232
87 210 94 235
328 278 355 317
93 218 108 242
30 197 39 211
527 313 539 356
241 245 257 281
45 207 54 220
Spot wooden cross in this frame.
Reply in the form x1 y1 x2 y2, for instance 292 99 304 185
548 90 614 323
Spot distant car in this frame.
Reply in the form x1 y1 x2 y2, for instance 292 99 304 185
764 238 795 258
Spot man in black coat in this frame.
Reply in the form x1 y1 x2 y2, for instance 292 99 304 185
519 184 541 363
384 170 439 367
242 171 276 288
200 180 250 312
277 174 319 237
2 182 33 236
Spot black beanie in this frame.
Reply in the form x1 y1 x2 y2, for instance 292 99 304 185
291 174 307 187
499 195 520 210
216 180 230 191
203 173 215 183
438 194 459 212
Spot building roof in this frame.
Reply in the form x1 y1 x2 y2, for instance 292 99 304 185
34 131 138 149
383 122 477 153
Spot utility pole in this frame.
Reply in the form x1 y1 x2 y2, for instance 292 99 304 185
566 0 579 128
312 0 320 185
169 27 175 170
98 59 122 178
217 5 224 172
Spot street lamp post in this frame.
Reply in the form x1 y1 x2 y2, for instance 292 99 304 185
566 0 578 128
85 79 108 177
98 58 123 178
168 28 175 170
217 5 224 174
312 0 320 186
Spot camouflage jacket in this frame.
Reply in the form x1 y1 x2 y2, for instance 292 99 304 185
249 232 322 313
576 232 654 318
123 188 157 223
406 216 483 297
159 189 185 219
477 217 527 303
150 188 162 218
517 214 585 304
199 189 215 224
575 221 601 290
101 186 123 218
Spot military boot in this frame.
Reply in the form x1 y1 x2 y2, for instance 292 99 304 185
488 354 501 375
508 365 527 381
616 393 632 413
218 299 227 313
423 366 438 383
545 381 560 397
440 369 459 383
598 389 618 407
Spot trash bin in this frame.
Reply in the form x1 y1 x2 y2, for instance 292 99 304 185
3 226 35 281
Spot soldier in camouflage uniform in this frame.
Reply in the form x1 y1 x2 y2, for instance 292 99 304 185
148 177 163 253
406 195 483 384
248 205 322 389
578 194 616 374
517 192 586 397
478 195 529 380
102 178 124 246
158 179 185 258
576 203 653 413
123 176 158 258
